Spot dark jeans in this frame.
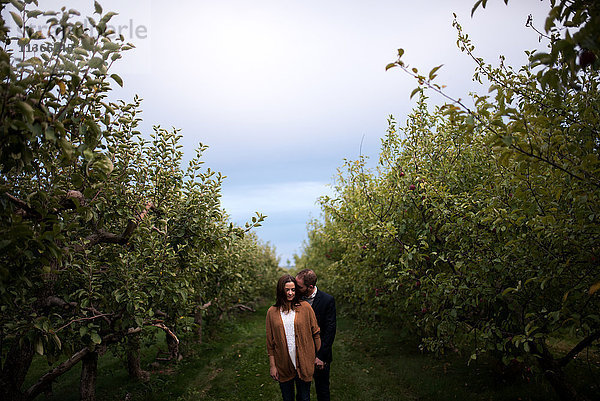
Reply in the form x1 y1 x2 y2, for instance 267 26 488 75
279 375 311 401
314 362 331 401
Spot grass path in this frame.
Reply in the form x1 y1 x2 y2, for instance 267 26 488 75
119 305 559 401
27 305 577 401
156 306 422 401
173 307 420 401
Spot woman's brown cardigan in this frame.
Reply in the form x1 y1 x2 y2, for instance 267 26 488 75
266 301 321 382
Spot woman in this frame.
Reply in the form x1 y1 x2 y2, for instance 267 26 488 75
266 274 321 401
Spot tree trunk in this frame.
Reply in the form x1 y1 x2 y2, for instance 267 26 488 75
166 330 179 360
194 307 203 344
194 300 212 344
126 333 149 381
80 351 98 401
0 339 34 401
151 323 180 361
538 353 588 401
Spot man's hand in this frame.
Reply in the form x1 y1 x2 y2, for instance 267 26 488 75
315 357 326 369
270 365 279 381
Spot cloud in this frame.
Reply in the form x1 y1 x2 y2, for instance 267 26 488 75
19 0 552 265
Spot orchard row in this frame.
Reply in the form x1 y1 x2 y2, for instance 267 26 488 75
0 2 281 401
296 2 600 400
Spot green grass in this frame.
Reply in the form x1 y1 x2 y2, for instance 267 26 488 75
23 307 598 400
332 317 552 401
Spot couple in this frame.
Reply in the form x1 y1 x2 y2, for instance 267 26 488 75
266 269 336 401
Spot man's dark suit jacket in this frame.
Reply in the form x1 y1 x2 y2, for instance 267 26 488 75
311 289 336 363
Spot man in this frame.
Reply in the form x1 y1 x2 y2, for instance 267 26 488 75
295 269 336 401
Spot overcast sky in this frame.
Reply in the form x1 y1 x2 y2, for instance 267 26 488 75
10 0 552 265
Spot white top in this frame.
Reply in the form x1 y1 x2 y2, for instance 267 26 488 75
280 308 296 369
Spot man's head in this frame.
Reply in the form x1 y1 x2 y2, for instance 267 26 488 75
296 269 317 297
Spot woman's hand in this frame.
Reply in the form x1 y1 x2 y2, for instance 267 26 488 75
270 365 279 381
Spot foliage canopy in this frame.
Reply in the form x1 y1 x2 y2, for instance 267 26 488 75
0 1 280 400
298 1 599 400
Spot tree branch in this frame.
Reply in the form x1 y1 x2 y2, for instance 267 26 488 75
73 202 155 251
23 347 91 400
559 330 600 367
55 313 113 333
150 323 179 345
229 303 255 313
3 192 42 219
42 296 77 310
22 326 139 401
194 300 213 313
510 143 597 188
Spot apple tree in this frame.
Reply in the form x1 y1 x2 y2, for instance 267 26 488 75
298 1 599 399
0 2 279 400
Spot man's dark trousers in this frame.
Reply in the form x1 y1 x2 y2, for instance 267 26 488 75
310 289 336 401
313 362 331 401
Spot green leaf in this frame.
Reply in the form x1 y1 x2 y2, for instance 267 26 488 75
88 57 103 69
100 11 118 25
110 73 123 87
10 11 23 28
102 41 121 52
59 138 74 160
471 0 484 17
44 127 56 142
90 332 102 344
410 87 420 99
17 37 30 47
385 63 397 71
501 135 513 146
52 333 62 350
530 52 551 65
27 10 44 18
10 0 25 12
94 1 103 14
502 287 517 296
86 119 102 139
16 101 34 123
35 339 44 355
74 47 89 56
82 35 94 51
92 154 114 175
544 12 556 33
429 64 443 80
83 148 95 161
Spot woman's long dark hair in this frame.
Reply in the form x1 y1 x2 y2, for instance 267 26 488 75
274 274 300 312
